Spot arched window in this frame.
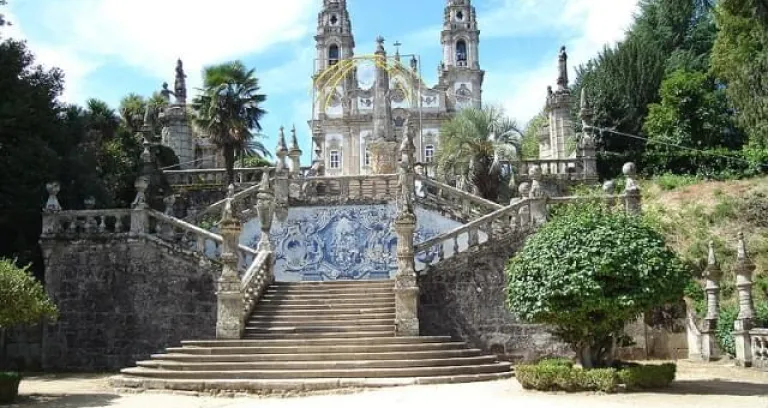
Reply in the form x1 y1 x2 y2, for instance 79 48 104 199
456 40 467 65
328 44 340 66
425 145 435 163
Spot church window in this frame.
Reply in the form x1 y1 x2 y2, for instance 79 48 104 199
364 149 371 167
425 145 435 163
329 44 340 66
394 116 405 127
456 10 464 21
330 14 339 25
330 150 341 169
456 40 467 66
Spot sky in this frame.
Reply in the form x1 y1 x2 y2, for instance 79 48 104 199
3 0 639 162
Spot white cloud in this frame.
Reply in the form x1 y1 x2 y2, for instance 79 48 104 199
483 0 639 126
9 0 317 103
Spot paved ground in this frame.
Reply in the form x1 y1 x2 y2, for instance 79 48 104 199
8 361 768 408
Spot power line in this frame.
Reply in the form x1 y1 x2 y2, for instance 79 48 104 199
588 126 768 168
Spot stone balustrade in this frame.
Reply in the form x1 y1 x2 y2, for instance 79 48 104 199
42 209 132 237
164 167 274 189
289 174 398 204
415 174 503 222
517 159 586 181
752 329 768 369
241 251 274 324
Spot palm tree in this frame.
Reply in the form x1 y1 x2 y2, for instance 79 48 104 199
436 106 522 202
192 61 268 185
118 93 146 134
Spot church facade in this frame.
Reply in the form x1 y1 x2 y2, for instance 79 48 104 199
309 0 485 176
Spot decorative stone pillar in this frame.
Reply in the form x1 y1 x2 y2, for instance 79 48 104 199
42 181 62 237
274 127 290 223
256 172 275 252
578 87 598 181
733 232 756 367
517 182 531 230
130 176 149 236
394 115 419 337
161 195 176 239
288 125 303 176
602 180 617 208
528 166 548 226
622 162 641 215
216 184 243 339
701 241 722 361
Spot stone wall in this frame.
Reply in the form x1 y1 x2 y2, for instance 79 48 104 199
418 235 571 363
39 237 218 372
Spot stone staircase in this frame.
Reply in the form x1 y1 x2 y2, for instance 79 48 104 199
110 280 512 394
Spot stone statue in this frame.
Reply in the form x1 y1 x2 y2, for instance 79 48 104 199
557 46 568 89
160 82 174 103
174 59 187 103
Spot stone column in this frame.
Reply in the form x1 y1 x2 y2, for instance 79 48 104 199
130 176 149 236
275 128 290 223
578 87 598 181
41 181 62 237
256 172 275 252
622 162 641 215
701 241 722 361
733 232 756 367
216 185 243 339
394 115 419 337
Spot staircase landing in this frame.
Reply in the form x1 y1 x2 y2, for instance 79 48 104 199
109 280 512 394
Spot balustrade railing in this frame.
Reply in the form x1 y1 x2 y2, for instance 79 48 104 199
289 174 398 203
42 209 132 236
518 159 583 180
164 167 274 188
184 182 265 224
415 174 503 222
752 329 768 369
241 251 274 322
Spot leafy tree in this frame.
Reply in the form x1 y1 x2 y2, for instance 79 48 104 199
192 61 269 185
0 0 9 28
436 106 522 202
0 258 57 329
711 0 768 147
521 112 545 159
643 69 742 150
506 204 689 368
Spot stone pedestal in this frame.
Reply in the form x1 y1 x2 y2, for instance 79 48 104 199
734 319 753 367
368 141 398 175
394 213 419 336
700 318 720 361
216 254 242 339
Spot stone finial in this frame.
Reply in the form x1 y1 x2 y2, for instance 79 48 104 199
410 55 418 72
132 176 149 209
704 241 722 281
163 195 176 216
289 125 301 153
734 232 756 320
227 183 235 200
602 180 616 195
259 170 271 192
277 126 288 154
375 36 386 55
84 196 96 210
45 182 62 213
528 164 542 182
518 182 531 198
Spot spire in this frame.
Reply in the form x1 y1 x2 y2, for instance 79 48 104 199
394 40 402 63
557 46 569 90
372 37 394 143
277 126 288 154
410 55 418 72
735 232 755 271
704 241 722 281
289 124 300 152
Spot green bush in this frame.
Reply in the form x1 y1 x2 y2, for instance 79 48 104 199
0 259 58 329
617 363 677 390
537 358 574 368
653 174 703 191
716 303 738 356
516 361 676 393
0 373 20 381
516 364 618 393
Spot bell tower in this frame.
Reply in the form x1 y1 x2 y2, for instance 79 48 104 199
438 0 484 110
314 0 355 74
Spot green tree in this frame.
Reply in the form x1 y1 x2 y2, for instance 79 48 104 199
192 61 269 185
643 69 741 149
0 0 8 28
521 112 545 159
0 259 57 329
506 204 689 368
436 106 522 202
711 0 768 147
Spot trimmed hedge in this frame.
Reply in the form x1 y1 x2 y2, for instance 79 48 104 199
515 361 676 393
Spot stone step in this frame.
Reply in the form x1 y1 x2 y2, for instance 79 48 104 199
264 287 394 296
244 324 393 333
257 298 395 307
152 349 484 363
109 372 514 393
180 336 453 348
247 317 394 326
260 292 394 301
136 356 499 371
252 305 395 314
165 342 469 355
243 331 394 340
271 280 394 288
247 313 396 322
120 362 511 379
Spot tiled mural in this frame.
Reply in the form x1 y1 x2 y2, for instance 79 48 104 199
236 205 464 282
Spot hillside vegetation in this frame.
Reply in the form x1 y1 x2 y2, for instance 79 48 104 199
641 174 768 354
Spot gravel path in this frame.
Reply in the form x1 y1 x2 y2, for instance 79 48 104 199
8 361 768 408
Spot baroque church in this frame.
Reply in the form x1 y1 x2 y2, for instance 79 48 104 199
156 0 576 175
